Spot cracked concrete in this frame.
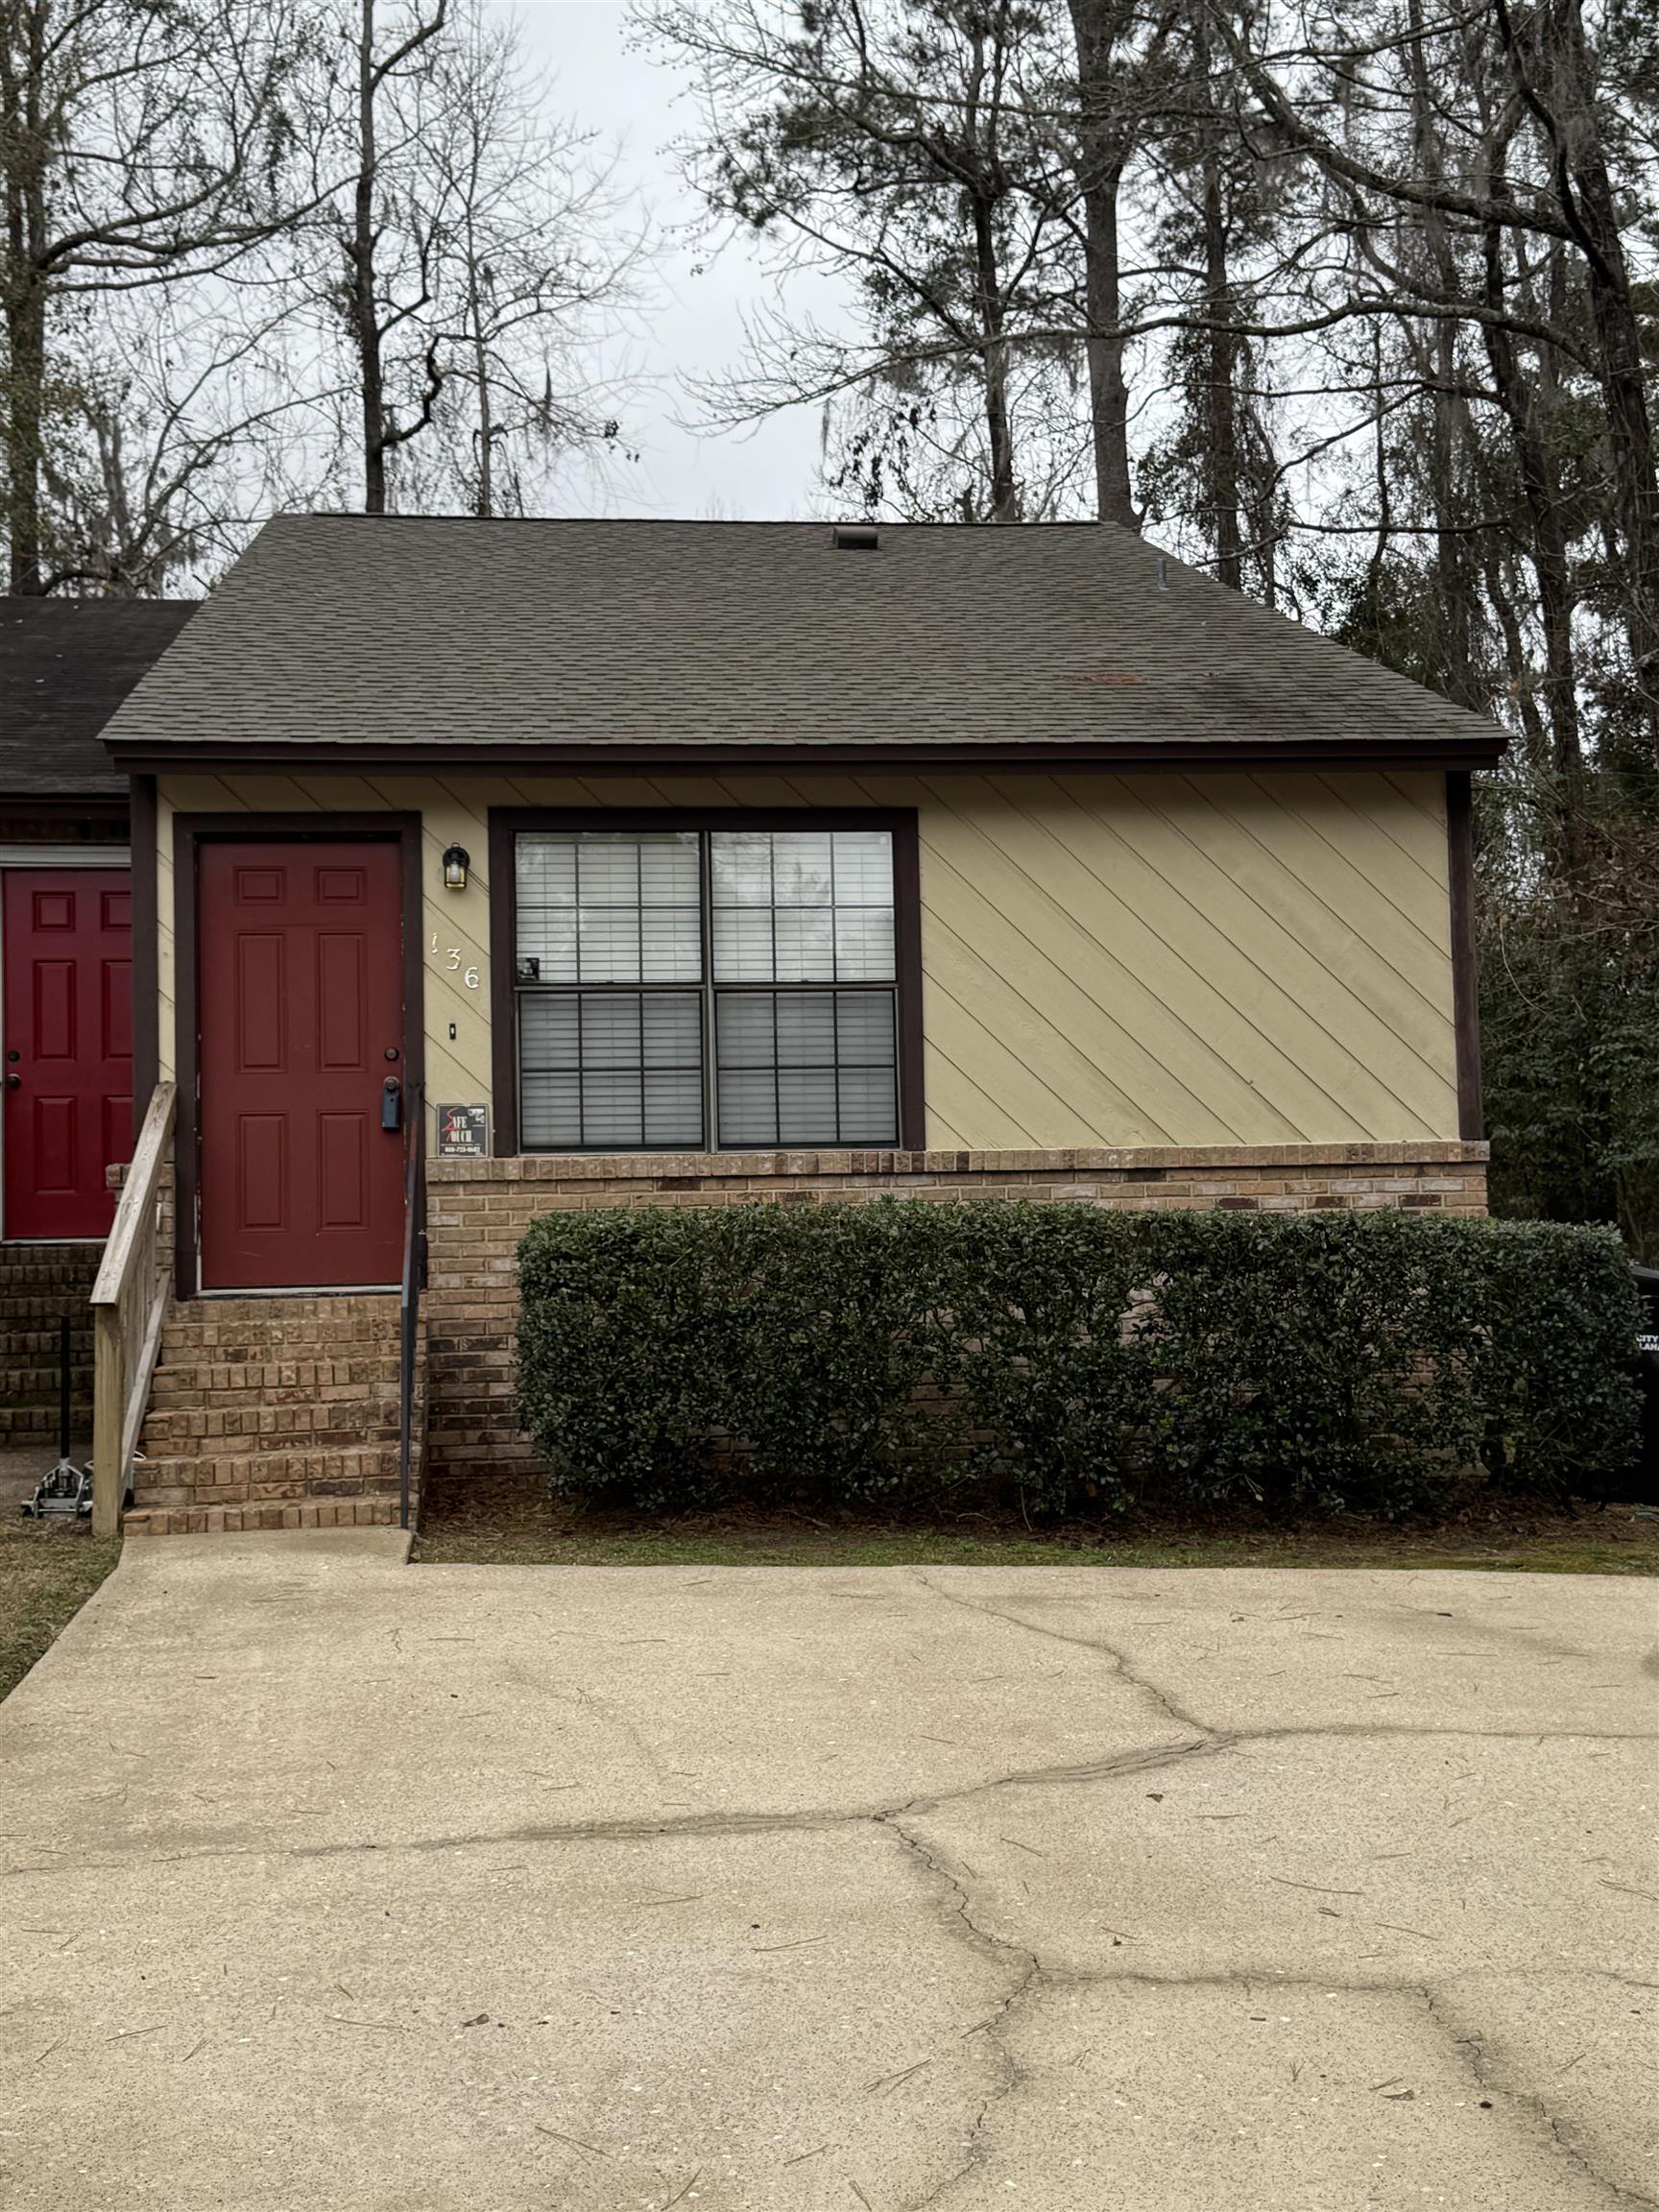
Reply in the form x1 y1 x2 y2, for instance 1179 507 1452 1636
1 1536 1654 2208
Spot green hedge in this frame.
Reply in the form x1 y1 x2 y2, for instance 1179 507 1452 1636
516 1203 1643 1518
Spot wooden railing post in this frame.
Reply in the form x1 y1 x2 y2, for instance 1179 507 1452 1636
90 1082 177 1538
92 1306 126 1540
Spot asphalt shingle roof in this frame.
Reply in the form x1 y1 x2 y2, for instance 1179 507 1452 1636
2 598 195 796
100 515 1503 764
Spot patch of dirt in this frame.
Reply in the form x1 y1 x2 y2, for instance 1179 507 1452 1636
415 1467 1659 1572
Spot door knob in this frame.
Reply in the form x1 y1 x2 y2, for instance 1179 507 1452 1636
4 1073 18 1090
381 1077 401 1131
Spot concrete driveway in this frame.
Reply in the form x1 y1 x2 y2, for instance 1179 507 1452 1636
2 1535 1655 2211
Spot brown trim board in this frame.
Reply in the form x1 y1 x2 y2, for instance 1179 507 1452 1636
131 774 158 1139
490 806 926 1156
111 735 1508 776
1445 771 1483 1142
169 811 424 1300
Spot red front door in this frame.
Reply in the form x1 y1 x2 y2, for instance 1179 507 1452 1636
198 841 405 1290
2 870 133 1239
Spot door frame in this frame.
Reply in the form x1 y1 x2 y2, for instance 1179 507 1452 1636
0 848 133 1243
171 814 423 1299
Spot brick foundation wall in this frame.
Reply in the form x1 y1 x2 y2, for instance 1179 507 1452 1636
423 1142 1489 1500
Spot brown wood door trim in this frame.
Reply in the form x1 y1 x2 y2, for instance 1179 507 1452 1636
131 774 158 1140
171 813 423 1300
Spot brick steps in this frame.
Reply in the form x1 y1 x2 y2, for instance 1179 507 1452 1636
131 1290 422 1533
0 1241 104 1441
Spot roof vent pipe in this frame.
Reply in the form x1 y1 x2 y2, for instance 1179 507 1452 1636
832 525 879 551
1156 554 1168 590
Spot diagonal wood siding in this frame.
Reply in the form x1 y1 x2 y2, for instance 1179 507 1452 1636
155 767 1457 1148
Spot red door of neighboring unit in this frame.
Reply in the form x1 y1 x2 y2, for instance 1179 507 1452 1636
2 870 133 1239
198 841 405 1290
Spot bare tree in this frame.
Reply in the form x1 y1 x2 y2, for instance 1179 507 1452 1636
36 290 329 592
417 10 641 516
0 0 302 591
289 0 644 516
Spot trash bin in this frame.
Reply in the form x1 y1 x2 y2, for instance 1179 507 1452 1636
1634 1265 1659 1504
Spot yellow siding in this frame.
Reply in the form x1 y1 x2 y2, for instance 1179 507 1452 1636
155 767 1457 1147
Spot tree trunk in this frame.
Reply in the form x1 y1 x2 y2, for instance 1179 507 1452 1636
1480 208 1583 862
353 0 387 515
3 277 45 593
1195 6 1241 589
1066 0 1137 528
473 296 493 517
1405 0 1479 709
1480 543 1550 760
970 190 1018 522
1539 0 1659 757
2 0 48 592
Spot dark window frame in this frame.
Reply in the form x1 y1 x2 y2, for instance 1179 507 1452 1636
488 808 925 1155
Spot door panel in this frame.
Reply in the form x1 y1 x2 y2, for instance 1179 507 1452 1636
2 869 133 1238
198 841 404 1289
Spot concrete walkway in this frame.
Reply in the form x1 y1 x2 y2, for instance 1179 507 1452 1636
2 1535 1655 2210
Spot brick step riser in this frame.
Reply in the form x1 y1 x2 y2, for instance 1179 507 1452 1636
135 1448 399 1479
0 1354 95 1388
126 1500 404 1536
0 1296 98 1322
0 1405 92 1434
150 1362 401 1400
132 1479 403 1509
134 1441 401 1474
141 1420 402 1453
0 1327 95 1362
165 1296 399 1327
156 1335 403 1364
132 1460 403 1507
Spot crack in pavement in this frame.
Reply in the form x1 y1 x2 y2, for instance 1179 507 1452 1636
6 1719 1649 1879
903 1569 1658 1749
1416 1984 1659 2211
908 1567 1214 1737
875 1811 1044 2212
860 1819 1659 2212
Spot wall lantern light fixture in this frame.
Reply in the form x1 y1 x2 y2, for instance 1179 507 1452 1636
442 844 470 892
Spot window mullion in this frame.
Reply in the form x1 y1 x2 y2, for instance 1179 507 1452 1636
699 831 717 1152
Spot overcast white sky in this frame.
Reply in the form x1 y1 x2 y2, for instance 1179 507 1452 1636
499 0 836 518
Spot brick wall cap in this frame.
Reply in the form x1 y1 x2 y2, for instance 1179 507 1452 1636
428 1140 1489 1186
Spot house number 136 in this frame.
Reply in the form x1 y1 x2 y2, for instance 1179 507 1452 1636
430 933 480 989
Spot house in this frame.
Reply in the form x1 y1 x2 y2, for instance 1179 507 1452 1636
93 515 1504 1532
0 598 192 1446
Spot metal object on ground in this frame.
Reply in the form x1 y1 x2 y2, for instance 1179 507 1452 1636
19 1313 93 1520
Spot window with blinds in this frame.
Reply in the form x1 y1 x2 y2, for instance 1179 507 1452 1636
514 826 902 1150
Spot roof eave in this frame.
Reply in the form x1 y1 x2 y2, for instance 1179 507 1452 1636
108 733 1509 775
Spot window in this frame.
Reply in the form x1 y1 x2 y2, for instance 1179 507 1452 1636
512 823 907 1150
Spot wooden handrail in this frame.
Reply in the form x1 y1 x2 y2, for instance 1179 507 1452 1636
91 1083 177 1538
